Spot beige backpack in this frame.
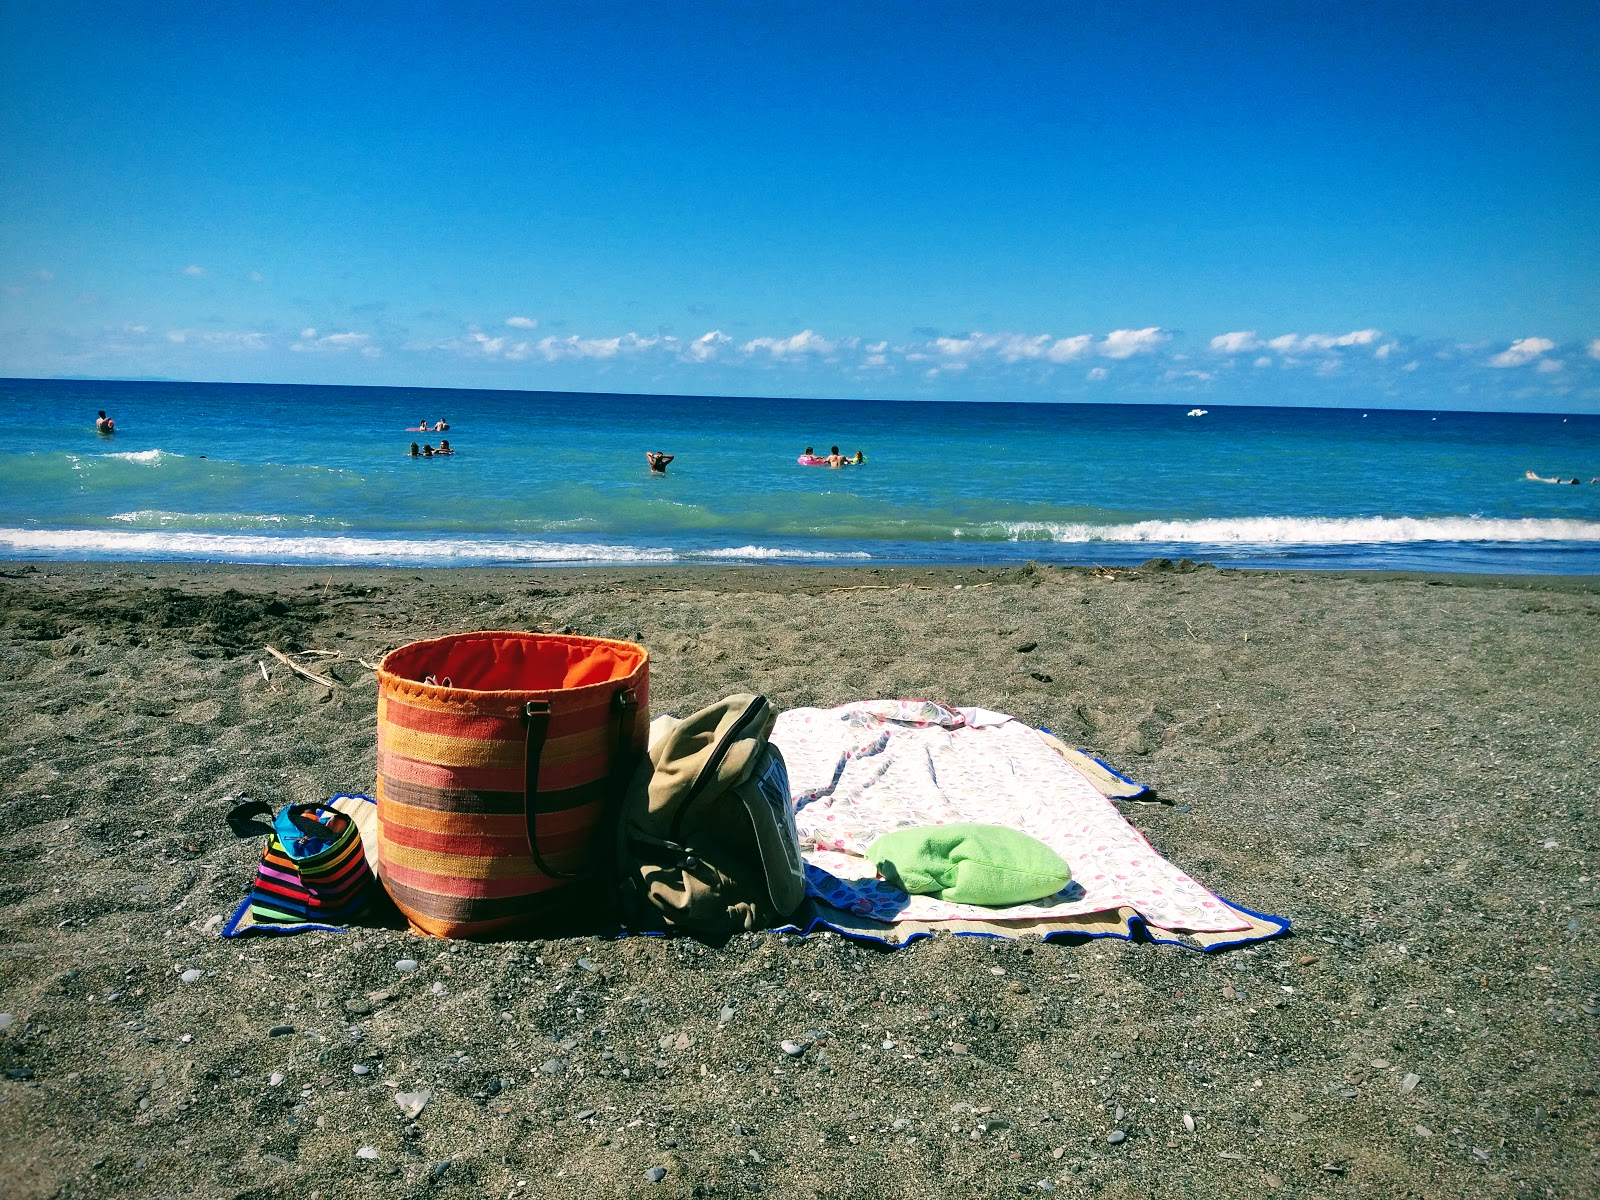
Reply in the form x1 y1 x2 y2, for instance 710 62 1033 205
616 694 806 938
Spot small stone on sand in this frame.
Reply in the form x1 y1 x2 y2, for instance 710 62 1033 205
395 959 419 973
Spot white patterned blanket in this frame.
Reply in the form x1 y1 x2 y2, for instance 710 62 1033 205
771 699 1251 933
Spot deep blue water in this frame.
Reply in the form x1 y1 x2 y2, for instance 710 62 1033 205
2 378 1598 572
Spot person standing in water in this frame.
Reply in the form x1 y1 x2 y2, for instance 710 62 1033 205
646 451 675 473
95 410 114 434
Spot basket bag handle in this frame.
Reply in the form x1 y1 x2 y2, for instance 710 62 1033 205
522 687 639 879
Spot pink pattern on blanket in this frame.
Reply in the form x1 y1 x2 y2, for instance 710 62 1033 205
771 700 1249 933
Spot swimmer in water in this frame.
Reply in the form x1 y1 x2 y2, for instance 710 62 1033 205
95 410 114 434
851 449 865 464
646 451 675 473
435 419 449 432
1525 470 1559 483
437 440 454 455
409 442 420 457
827 445 847 468
422 444 435 458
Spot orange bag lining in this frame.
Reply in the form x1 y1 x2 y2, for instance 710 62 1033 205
383 633 646 694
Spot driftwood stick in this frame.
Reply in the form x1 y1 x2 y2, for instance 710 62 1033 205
258 660 270 682
264 644 340 688
296 649 340 659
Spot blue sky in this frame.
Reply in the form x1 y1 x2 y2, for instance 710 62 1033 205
2 1 1597 410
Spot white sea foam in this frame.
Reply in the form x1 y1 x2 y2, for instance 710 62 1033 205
108 510 350 530
0 527 886 565
0 528 675 564
695 545 873 560
97 449 177 464
985 515 1600 545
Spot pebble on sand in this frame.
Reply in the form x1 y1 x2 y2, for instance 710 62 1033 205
1182 1113 1196 1133
1400 1072 1421 1094
1106 1130 1127 1145
178 969 202 984
780 1039 809 1056
0 1014 13 1032
269 1072 286 1087
395 959 420 973
355 1146 379 1160
268 1024 294 1037
395 1089 431 1119
644 1166 667 1183
352 1064 371 1075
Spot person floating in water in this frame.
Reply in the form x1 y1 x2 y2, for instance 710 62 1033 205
436 440 454 455
422 444 436 458
1526 470 1581 484
826 445 849 468
851 449 866 464
434 418 449 432
408 442 420 457
646 451 675 473
95 410 114 434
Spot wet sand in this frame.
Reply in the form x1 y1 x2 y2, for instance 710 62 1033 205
1 559 1596 1198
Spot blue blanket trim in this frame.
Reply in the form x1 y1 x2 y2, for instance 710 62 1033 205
219 794 375 939
775 895 1289 953
1036 726 1151 798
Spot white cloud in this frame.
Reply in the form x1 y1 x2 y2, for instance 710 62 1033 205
1374 341 1398 359
1253 356 1272 369
684 330 731 361
1257 329 1383 356
1086 367 1108 381
742 330 839 358
505 316 538 329
533 332 662 361
1210 331 1259 354
165 329 268 350
926 331 1095 365
1099 327 1169 359
1488 336 1556 367
1589 338 1600 360
1048 335 1094 362
1535 358 1563 374
935 332 1046 362
182 265 206 277
1401 361 1419 372
293 330 377 356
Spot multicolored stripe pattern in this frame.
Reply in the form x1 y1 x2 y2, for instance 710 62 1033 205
248 806 373 924
375 631 650 938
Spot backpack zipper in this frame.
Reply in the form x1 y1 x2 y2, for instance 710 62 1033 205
667 696 765 845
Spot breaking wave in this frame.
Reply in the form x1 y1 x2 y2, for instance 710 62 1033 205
977 515 1600 545
0 528 875 566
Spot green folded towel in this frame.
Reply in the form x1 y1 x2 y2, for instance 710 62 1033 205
867 823 1073 907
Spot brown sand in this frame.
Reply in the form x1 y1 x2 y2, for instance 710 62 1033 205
0 560 1596 1198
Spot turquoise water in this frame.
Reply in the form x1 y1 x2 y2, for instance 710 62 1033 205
3 378 1598 572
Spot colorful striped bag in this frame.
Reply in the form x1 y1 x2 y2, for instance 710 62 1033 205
247 802 375 924
375 631 649 937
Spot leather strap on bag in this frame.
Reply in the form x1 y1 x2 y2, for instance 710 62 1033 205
522 687 639 881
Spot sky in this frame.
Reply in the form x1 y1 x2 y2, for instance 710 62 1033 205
1 1 1597 411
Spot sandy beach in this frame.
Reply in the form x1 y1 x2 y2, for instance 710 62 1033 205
1 559 1596 1199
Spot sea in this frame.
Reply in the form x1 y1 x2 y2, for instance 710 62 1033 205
3 378 1598 574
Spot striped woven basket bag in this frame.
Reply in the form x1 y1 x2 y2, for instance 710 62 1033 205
375 631 649 937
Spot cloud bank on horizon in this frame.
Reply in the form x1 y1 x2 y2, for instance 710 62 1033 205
4 302 1596 410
